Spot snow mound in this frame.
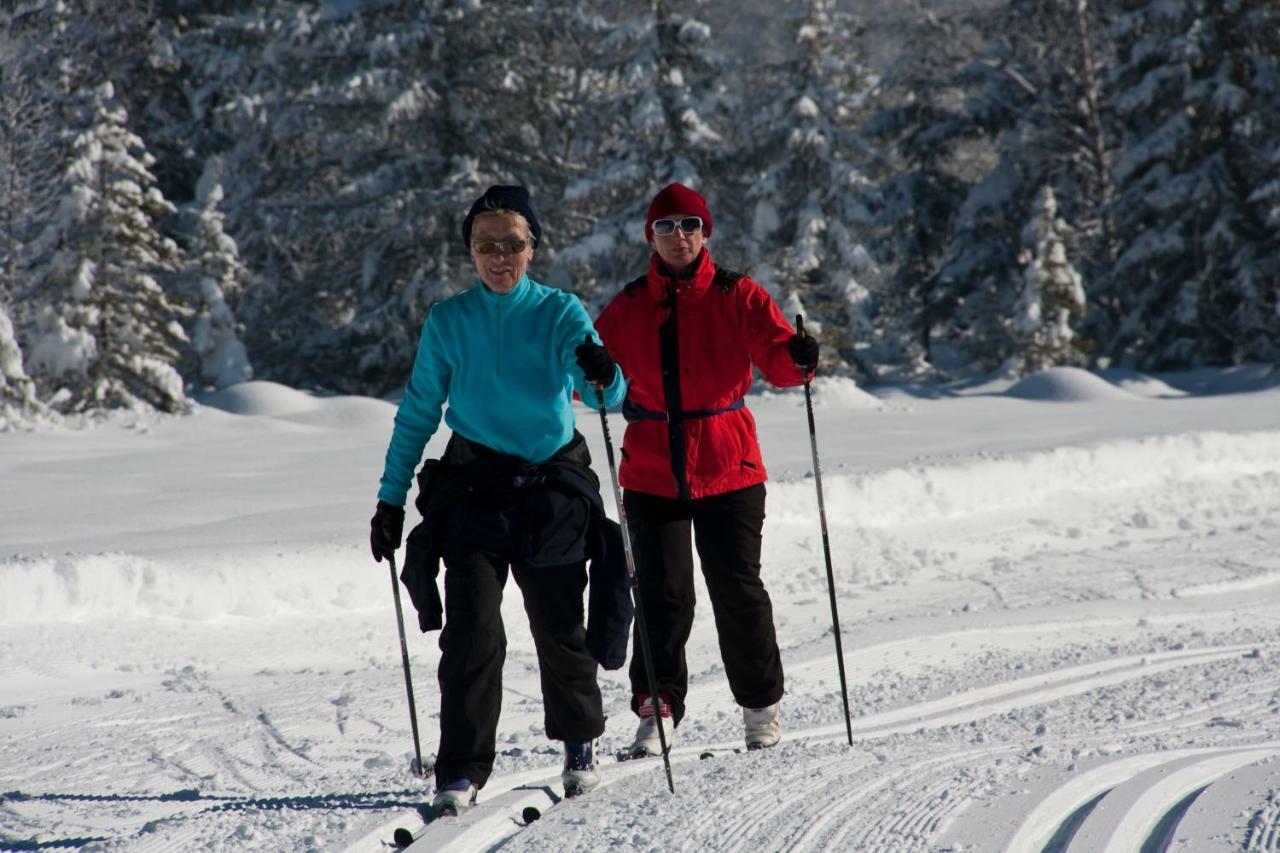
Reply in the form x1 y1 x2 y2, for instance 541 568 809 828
198 380 321 416
806 376 886 411
198 381 393 429
1005 367 1138 402
1097 368 1188 398
278 395 394 430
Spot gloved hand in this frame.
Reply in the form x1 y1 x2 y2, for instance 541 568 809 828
369 500 405 563
575 339 616 385
788 332 820 372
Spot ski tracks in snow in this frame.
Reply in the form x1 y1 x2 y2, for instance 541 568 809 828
366 639 1280 852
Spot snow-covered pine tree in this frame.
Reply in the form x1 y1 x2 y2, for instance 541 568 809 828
189 1 531 394
0 300 46 429
1009 185 1086 375
557 0 734 309
731 0 880 379
913 0 1117 374
0 5 61 316
860 3 980 374
1101 0 1280 368
184 181 251 389
26 81 189 414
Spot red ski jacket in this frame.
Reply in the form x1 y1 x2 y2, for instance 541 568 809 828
595 249 807 500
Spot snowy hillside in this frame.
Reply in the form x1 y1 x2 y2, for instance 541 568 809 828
4 366 1280 851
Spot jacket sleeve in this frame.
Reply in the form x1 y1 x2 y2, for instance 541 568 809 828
560 295 627 410
739 278 807 388
377 312 451 506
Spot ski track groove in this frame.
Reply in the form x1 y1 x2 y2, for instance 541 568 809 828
355 639 1273 852
8 634 1274 851
1063 746 1280 853
691 753 833 852
1246 792 1280 850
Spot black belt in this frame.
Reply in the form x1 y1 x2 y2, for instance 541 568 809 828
621 397 745 424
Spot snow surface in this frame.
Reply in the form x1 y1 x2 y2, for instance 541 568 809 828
4 368 1280 851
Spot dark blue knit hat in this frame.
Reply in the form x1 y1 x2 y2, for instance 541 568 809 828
462 185 542 249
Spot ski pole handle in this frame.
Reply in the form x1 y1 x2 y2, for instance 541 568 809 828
795 314 806 338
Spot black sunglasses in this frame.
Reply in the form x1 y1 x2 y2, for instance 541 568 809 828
651 216 703 237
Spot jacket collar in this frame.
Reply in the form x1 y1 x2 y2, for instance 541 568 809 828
475 272 532 306
646 248 715 304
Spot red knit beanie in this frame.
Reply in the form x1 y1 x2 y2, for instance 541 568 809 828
645 183 713 241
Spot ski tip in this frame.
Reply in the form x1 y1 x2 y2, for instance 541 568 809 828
392 826 415 847
522 805 542 823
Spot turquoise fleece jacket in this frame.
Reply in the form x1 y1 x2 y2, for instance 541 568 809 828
377 274 626 506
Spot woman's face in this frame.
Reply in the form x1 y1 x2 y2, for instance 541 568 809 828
649 210 706 271
470 212 534 293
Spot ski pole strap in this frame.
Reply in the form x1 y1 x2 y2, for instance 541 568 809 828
621 397 745 424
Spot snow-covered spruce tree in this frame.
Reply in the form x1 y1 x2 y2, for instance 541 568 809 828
0 301 46 429
556 0 735 309
1009 185 1087 375
192 1 528 394
0 5 63 321
860 3 982 374
730 0 881 379
183 181 251 389
1100 0 1280 368
26 82 189 414
914 0 1117 373
0 35 43 304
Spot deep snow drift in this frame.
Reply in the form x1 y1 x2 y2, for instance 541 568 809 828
3 365 1280 852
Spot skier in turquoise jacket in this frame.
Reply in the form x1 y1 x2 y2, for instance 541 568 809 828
369 185 625 814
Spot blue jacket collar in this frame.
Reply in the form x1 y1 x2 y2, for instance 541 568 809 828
475 272 532 305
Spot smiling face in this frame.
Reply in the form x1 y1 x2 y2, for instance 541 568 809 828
470 211 534 293
649 210 706 272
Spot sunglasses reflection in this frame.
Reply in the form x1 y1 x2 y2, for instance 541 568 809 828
652 217 703 236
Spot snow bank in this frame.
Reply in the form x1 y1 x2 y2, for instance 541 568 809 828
0 548 385 624
8 427 1278 623
767 429 1280 529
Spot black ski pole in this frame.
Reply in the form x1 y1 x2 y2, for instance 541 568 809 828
592 367 676 794
387 552 427 778
795 316 854 747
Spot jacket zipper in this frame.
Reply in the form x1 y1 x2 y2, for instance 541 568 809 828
657 285 688 500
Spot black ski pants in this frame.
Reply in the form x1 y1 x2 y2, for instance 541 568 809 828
434 550 605 789
624 483 783 726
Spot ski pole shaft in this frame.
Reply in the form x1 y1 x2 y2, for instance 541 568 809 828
795 316 854 747
592 370 676 794
387 552 427 777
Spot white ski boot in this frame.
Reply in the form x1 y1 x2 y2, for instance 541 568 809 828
743 702 781 750
624 692 674 759
431 778 477 815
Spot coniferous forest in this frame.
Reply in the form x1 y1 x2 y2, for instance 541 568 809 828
0 0 1277 424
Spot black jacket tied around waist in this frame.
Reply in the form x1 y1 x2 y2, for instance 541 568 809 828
399 431 633 670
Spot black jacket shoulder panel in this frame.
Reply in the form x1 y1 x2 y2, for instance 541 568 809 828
623 274 648 295
712 265 744 293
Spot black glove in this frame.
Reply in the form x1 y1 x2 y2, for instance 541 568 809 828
575 339 616 385
369 500 405 563
788 333 820 372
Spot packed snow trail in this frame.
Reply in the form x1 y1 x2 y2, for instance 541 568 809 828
3 373 1280 851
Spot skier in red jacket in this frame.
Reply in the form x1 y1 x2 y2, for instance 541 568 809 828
593 182 820 756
